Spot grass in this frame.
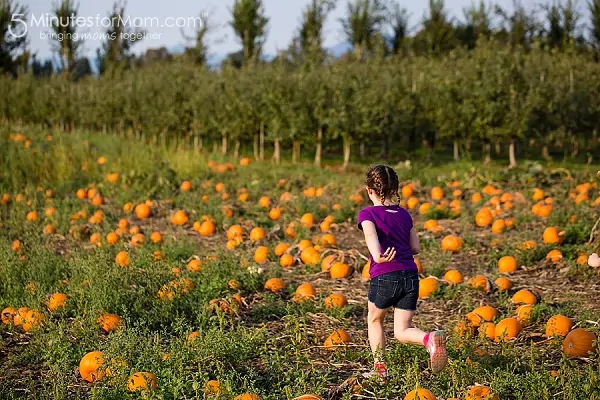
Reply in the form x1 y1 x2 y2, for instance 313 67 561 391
0 127 599 399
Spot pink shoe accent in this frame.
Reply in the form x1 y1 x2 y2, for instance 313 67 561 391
423 332 430 346
425 331 448 373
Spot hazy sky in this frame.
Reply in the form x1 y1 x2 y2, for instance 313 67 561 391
23 0 521 60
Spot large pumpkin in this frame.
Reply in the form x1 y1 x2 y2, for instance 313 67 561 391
135 203 151 219
79 351 104 382
264 278 286 293
562 328 597 357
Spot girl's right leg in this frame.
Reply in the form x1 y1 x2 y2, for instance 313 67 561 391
394 309 447 373
393 308 426 344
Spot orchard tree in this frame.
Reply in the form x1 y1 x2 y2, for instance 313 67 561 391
340 0 387 61
230 0 269 67
51 0 83 75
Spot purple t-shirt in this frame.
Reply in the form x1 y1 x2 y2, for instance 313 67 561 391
357 205 417 278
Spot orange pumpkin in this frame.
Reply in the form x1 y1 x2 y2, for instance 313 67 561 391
294 283 316 301
543 227 564 244
443 269 463 284
465 385 498 400
473 305 498 322
187 259 202 273
479 322 496 340
171 210 188 226
300 213 315 228
97 314 122 332
249 227 266 241
324 293 348 309
512 289 538 305
274 243 290 256
234 393 262 400
279 254 294 267
300 247 320 266
546 249 563 262
48 293 68 311
494 317 522 342
419 277 438 298
497 256 518 273
454 319 476 338
115 251 130 267
562 328 597 357
126 372 158 392
79 351 104 382
198 220 216 236
135 203 151 219
264 278 286 293
545 315 573 337
254 246 269 264
475 208 493 227
324 329 351 350
404 388 437 400
494 277 513 291
468 275 491 292
516 304 533 325
180 181 192 192
131 233 145 247
330 262 351 279
227 225 244 240
150 231 163 244
441 235 463 253
431 187 444 200
269 208 282 220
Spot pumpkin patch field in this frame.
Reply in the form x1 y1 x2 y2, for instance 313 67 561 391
1 129 600 400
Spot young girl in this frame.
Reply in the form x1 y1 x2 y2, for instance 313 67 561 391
357 165 447 379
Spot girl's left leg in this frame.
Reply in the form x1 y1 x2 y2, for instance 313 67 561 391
367 301 387 365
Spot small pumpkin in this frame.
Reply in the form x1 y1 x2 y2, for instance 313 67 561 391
324 293 348 309
404 388 437 400
126 372 158 392
324 329 351 350
79 351 104 382
545 315 573 337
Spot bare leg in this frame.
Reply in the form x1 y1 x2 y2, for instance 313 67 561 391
393 308 427 345
367 301 388 363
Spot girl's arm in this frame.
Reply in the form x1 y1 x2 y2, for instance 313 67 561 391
410 228 420 255
361 221 396 263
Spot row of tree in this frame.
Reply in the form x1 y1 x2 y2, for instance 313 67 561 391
4 0 600 77
2 41 599 166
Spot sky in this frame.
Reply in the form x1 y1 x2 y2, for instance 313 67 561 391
22 0 520 61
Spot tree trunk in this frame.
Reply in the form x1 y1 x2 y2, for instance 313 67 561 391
465 138 471 152
380 136 389 158
221 134 227 155
542 145 550 160
273 139 280 165
314 127 323 167
571 137 579 158
233 139 240 158
193 136 200 153
342 136 351 170
483 142 491 164
259 123 265 161
453 140 460 161
360 141 366 158
509 139 517 167
253 134 259 161
495 140 501 155
292 140 300 164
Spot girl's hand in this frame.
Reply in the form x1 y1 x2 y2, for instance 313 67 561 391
375 247 396 263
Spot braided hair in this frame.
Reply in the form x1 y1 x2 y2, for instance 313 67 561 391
365 165 400 205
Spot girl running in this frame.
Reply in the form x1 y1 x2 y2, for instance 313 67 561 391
357 165 447 379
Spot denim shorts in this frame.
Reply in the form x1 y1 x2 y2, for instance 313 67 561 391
368 270 419 311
